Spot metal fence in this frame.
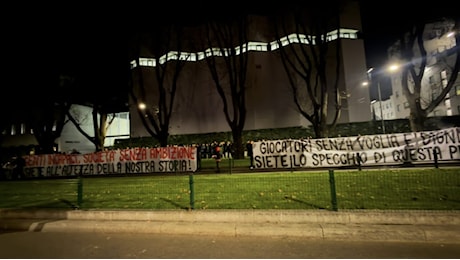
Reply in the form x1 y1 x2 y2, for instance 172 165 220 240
1 167 459 211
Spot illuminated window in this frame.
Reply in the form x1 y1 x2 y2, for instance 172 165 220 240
235 45 249 55
132 29 359 68
139 58 155 67
167 51 179 61
197 52 206 60
288 34 300 43
270 41 280 50
159 56 167 64
147 59 154 67
445 99 451 109
298 34 308 44
248 42 267 51
441 70 448 88
280 37 290 46
186 53 196 61
130 60 137 69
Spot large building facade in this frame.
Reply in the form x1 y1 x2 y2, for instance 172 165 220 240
129 1 372 139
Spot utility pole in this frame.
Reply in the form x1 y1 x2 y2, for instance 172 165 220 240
377 82 385 134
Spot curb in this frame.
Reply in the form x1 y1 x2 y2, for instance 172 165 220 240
1 209 459 225
1 209 460 243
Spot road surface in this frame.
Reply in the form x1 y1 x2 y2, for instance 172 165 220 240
1 230 459 258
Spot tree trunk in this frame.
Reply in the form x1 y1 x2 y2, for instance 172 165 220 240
158 131 169 147
232 130 244 159
409 111 425 132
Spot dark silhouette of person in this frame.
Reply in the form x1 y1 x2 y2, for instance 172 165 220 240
213 145 222 173
11 155 25 180
246 140 254 169
196 143 202 170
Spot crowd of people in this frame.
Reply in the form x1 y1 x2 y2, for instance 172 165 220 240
195 140 254 172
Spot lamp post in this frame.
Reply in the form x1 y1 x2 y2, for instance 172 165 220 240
370 99 376 120
376 81 385 134
367 68 385 134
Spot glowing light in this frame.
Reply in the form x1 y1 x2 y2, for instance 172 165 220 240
388 64 399 72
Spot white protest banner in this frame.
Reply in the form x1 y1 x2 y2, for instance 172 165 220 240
253 127 460 169
23 146 197 177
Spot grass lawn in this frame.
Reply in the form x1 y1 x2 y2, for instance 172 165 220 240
0 167 459 211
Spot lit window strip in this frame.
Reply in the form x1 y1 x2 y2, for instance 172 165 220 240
132 29 359 68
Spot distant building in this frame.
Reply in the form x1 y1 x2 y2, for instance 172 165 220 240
371 98 395 121
57 104 130 154
1 104 130 154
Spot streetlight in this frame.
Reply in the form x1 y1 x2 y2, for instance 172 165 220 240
138 102 160 118
138 102 147 110
367 68 385 134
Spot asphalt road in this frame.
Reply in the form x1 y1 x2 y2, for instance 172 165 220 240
1 230 459 258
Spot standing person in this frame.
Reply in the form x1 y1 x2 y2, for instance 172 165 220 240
212 145 222 173
222 142 228 158
15 155 26 179
246 140 254 169
195 143 202 170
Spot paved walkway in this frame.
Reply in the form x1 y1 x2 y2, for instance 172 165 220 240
1 209 459 243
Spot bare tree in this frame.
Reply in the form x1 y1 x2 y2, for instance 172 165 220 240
64 68 121 153
272 2 343 138
202 15 249 159
66 103 116 152
397 19 460 131
28 74 73 154
130 26 188 147
30 102 71 154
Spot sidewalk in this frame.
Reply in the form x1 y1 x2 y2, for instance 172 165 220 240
1 209 459 243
